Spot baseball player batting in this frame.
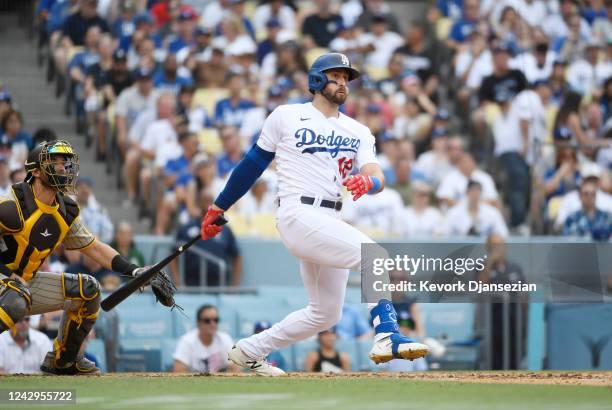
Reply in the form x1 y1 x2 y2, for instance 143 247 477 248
201 53 429 376
0 140 177 375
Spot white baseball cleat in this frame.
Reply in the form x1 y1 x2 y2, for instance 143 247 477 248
368 333 430 364
228 345 286 377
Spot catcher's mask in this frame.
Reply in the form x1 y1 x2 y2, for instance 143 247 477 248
24 140 80 194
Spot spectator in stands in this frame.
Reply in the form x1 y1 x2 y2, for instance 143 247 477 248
200 0 231 30
214 72 255 129
167 8 198 54
301 0 343 49
0 91 12 120
491 90 530 232
256 18 282 66
304 328 351 373
553 91 608 156
543 146 581 207
445 180 509 237
0 317 53 374
336 304 372 341
360 14 404 70
217 125 245 179
185 154 223 218
390 157 415 205
553 14 590 63
111 220 145 271
447 0 481 50
153 53 194 95
477 234 526 369
238 176 276 221
437 152 499 210
355 0 401 34
253 0 296 33
1 109 33 171
342 184 405 237
154 131 200 235
69 26 103 133
193 47 229 88
542 0 590 43
173 304 239 373
181 26 213 71
566 40 609 97
414 127 452 188
251 321 286 370
87 47 133 160
454 30 491 123
55 0 110 88
0 157 12 196
393 22 439 99
212 15 256 58
402 180 444 238
240 84 287 147
510 30 557 84
115 66 157 161
173 190 242 287
76 177 114 243
563 177 612 240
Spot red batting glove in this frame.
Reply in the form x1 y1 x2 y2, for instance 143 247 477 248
343 174 373 201
201 206 224 239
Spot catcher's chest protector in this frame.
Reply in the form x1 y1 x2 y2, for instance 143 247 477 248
0 182 78 281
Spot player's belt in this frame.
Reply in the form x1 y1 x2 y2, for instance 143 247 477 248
300 196 342 211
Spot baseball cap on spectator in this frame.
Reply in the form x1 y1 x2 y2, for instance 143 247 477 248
178 9 197 21
553 127 573 141
435 108 450 121
371 14 388 24
366 103 381 114
531 79 550 89
134 12 154 26
268 84 284 98
254 320 271 334
493 42 512 55
113 48 127 61
266 18 281 29
553 59 567 67
0 91 11 103
0 155 8 165
194 26 212 36
134 67 153 81
431 126 449 138
580 162 602 181
585 38 602 50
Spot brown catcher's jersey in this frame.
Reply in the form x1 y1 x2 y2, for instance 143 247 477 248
0 182 96 281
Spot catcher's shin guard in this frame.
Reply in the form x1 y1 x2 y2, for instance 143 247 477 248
0 278 32 333
54 273 100 365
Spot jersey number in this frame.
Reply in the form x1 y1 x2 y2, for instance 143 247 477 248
338 157 353 179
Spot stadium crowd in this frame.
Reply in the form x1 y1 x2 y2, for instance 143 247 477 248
1 0 612 374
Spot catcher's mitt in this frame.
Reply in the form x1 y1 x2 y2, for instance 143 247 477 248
132 267 180 310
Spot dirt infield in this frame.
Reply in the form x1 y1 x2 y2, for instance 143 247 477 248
40 371 610 386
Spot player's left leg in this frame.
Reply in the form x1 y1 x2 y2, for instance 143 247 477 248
29 272 101 375
276 205 429 364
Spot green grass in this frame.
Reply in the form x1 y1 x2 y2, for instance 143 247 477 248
1 375 611 410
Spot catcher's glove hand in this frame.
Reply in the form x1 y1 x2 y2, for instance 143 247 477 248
132 267 180 309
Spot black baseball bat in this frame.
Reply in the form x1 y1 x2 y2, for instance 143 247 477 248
101 215 228 311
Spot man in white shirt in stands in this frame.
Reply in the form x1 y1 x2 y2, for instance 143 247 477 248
0 316 52 374
402 180 444 238
173 304 239 373
342 186 405 237
445 180 509 238
359 14 404 70
414 127 453 188
555 162 612 231
436 152 500 210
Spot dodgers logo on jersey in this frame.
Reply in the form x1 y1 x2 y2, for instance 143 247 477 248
294 128 360 158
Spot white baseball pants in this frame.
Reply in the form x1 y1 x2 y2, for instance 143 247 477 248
237 195 388 359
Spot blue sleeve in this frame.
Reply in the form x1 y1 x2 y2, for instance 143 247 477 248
214 144 275 210
214 100 224 124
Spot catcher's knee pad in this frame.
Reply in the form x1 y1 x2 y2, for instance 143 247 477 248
0 278 32 332
62 272 100 301
56 273 100 364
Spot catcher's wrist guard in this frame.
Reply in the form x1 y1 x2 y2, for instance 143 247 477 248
111 254 139 277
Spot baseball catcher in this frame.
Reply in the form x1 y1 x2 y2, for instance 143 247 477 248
0 140 176 375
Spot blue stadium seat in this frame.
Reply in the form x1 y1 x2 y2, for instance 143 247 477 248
117 300 174 341
86 338 107 373
420 303 476 343
335 339 359 371
118 338 164 372
293 340 318 371
161 338 179 372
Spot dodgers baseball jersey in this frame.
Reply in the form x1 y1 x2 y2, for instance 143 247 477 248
256 102 378 199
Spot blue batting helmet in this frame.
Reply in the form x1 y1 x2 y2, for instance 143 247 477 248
307 53 360 94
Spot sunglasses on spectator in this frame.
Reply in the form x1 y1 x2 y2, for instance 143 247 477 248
198 317 219 324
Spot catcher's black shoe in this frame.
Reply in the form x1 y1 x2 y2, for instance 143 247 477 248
40 352 100 375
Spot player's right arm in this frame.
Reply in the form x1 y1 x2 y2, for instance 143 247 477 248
201 107 283 239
